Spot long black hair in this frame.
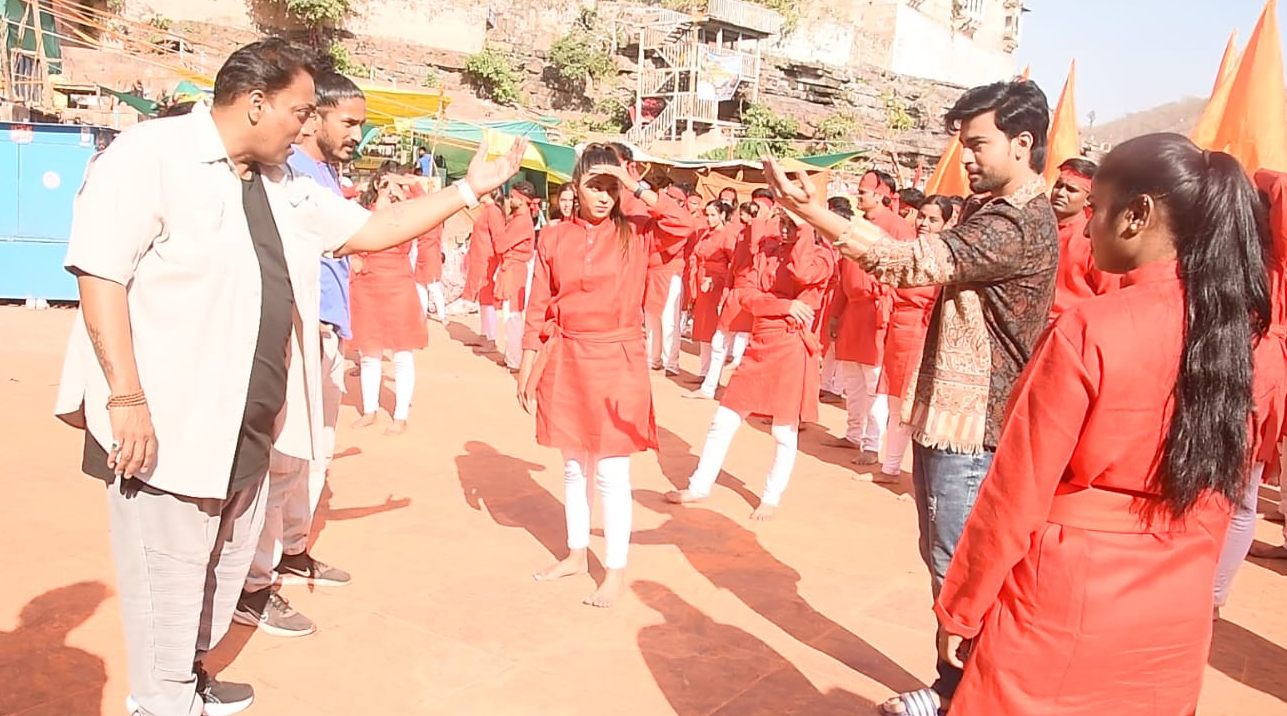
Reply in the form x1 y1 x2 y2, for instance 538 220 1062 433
920 194 956 224
1097 133 1271 518
573 142 633 252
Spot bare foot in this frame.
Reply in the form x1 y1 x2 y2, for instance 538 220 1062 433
750 503 777 521
533 550 588 581
384 419 407 436
852 450 880 466
871 470 902 485
825 436 860 449
1213 605 1222 621
681 390 715 400
584 568 626 608
664 489 706 504
352 413 378 429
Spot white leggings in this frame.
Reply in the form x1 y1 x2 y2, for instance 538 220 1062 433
501 300 524 370
699 329 749 396
840 361 887 452
687 405 799 506
480 304 498 341
562 451 632 570
820 344 841 394
882 397 915 475
417 281 447 319
360 351 415 420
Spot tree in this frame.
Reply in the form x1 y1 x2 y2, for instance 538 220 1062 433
270 0 352 45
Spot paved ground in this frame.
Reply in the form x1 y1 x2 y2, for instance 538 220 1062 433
2 305 1284 716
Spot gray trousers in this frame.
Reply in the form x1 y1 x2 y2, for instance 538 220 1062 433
108 476 269 716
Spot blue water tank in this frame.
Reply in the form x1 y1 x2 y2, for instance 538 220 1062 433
0 122 103 302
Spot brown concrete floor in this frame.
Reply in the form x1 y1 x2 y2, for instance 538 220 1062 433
1 306 1284 716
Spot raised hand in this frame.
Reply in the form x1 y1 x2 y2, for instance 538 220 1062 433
465 136 529 198
762 156 822 215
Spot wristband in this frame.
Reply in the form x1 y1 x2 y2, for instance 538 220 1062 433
456 181 481 209
634 180 651 199
107 391 147 408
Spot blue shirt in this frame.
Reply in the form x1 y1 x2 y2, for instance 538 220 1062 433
287 146 352 339
417 154 434 177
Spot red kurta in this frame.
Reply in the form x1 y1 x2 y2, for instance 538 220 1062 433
413 224 444 285
1253 170 1287 474
934 260 1232 716
717 215 777 333
720 229 836 424
463 202 505 304
493 210 535 311
688 224 738 343
523 195 694 455
349 241 429 355
1050 212 1122 322
831 207 912 365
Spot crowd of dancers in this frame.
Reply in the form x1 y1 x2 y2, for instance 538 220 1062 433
50 36 1287 716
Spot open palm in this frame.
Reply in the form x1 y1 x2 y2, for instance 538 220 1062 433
465 136 529 197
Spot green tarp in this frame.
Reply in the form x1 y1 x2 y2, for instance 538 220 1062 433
792 151 866 169
4 0 61 73
99 86 158 116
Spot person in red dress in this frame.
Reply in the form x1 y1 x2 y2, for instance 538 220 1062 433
413 221 447 325
1049 158 1121 322
818 197 854 405
876 196 950 482
644 186 693 376
349 164 433 436
493 181 539 371
685 200 739 397
463 190 506 350
667 210 837 520
826 171 915 467
933 133 1270 716
517 144 695 607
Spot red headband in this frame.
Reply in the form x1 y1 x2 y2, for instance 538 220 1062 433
860 172 893 199
1058 168 1093 192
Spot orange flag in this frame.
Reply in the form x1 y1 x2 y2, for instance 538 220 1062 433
1203 0 1287 173
1043 60 1081 186
925 65 1030 198
1192 31 1241 147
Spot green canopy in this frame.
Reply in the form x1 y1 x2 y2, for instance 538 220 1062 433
795 150 866 169
99 86 159 116
4 0 61 73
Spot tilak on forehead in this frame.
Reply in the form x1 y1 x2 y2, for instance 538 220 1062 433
1058 167 1093 192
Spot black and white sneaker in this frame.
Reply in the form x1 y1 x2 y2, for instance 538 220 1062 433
277 551 351 587
232 588 317 637
123 663 253 716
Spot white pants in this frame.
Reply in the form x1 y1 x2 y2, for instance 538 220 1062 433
561 451 632 570
245 328 343 591
480 304 498 341
699 329 749 396
820 344 841 394
360 350 415 420
646 273 684 372
840 361 887 451
417 281 446 319
1213 462 1266 607
501 299 524 370
882 397 914 475
687 405 799 506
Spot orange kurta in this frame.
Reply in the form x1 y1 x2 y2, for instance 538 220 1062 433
523 195 694 455
878 283 938 397
1253 169 1287 473
349 241 429 355
832 207 912 365
718 215 777 333
413 224 444 285
720 229 837 424
494 210 535 311
463 202 505 304
934 260 1232 716
1049 212 1121 321
688 224 739 343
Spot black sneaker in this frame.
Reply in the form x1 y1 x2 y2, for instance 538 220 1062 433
277 551 352 587
232 588 317 637
196 662 254 716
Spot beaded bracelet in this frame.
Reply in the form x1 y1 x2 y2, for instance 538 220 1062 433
106 391 147 408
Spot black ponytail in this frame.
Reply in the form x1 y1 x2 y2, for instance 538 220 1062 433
573 142 633 253
1099 133 1271 518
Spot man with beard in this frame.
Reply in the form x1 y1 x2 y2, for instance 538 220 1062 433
231 70 366 636
1048 157 1119 321
764 79 1058 716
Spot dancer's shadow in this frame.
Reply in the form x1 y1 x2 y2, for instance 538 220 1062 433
0 581 109 715
634 490 921 695
1209 618 1287 703
634 580 876 716
654 424 758 509
455 441 599 573
308 481 412 551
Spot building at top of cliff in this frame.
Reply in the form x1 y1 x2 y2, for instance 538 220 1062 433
773 0 1023 88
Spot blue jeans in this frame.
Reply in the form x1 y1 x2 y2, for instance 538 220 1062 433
910 442 995 698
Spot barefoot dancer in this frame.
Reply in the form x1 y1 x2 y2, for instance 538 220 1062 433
874 196 950 482
463 190 506 350
494 181 539 371
667 211 836 520
350 163 430 435
518 144 695 607
932 134 1270 716
686 200 738 396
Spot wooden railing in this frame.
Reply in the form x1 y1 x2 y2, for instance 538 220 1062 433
705 0 784 35
627 98 678 147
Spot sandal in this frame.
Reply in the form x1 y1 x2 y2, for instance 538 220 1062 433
878 689 942 716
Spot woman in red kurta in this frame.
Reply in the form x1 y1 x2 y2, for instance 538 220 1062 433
463 192 506 348
668 212 836 520
1049 158 1121 322
518 144 695 608
928 134 1269 716
686 200 738 396
876 196 949 481
350 166 431 435
414 222 447 325
699 201 772 396
493 181 538 371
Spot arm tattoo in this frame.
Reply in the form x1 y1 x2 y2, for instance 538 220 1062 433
86 322 116 382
